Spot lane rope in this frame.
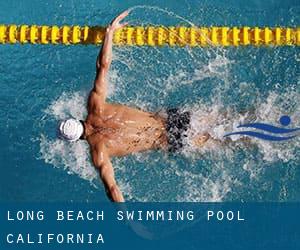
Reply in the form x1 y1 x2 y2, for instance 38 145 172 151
0 25 299 46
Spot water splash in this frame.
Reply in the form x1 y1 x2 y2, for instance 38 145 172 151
37 6 300 202
39 134 98 185
39 89 300 202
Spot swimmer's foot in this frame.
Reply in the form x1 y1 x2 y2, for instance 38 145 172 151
193 133 210 147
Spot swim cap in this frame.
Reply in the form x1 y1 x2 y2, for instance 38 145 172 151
58 118 84 142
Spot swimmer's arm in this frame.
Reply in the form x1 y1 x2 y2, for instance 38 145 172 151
94 11 129 99
92 144 125 202
93 29 112 99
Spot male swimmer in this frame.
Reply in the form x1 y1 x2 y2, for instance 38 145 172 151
58 11 210 202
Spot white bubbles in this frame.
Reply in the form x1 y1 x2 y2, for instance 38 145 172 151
175 166 233 202
39 134 97 182
183 89 300 162
252 90 300 163
45 92 87 120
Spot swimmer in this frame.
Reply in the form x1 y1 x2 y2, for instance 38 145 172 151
58 11 210 202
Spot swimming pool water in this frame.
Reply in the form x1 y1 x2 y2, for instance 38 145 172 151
0 0 299 202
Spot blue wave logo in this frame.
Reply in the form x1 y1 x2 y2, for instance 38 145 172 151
224 116 300 141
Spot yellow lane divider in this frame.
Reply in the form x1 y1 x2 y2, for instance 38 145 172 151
0 25 299 46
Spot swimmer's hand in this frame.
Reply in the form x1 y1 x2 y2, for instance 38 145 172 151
107 10 129 33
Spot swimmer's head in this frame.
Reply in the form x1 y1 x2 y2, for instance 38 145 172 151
57 118 84 142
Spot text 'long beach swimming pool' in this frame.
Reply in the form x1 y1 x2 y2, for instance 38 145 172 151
0 0 299 202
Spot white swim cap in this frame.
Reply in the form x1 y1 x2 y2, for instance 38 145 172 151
58 118 84 142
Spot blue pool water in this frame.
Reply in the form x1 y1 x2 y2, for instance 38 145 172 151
0 0 299 202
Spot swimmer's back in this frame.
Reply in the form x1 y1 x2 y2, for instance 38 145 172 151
86 102 168 156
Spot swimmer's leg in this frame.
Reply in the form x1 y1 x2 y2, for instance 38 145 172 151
192 133 254 148
190 107 258 148
189 114 217 147
192 132 211 147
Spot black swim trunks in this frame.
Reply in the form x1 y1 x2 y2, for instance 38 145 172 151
166 108 191 153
